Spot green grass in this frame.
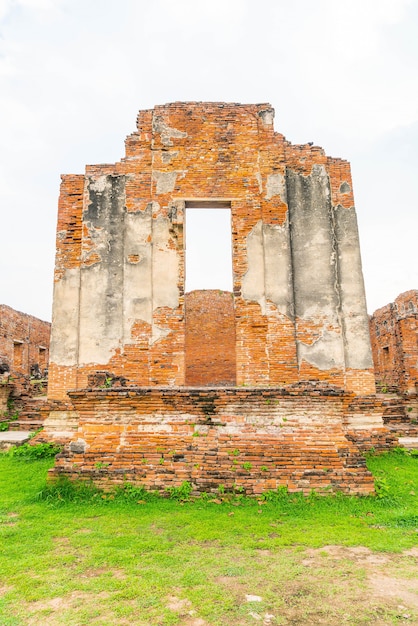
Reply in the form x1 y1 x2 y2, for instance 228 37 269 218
0 449 417 625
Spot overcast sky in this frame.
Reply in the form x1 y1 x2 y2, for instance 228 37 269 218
0 0 417 321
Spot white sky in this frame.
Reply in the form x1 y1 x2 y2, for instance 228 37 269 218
185 209 234 292
0 0 417 321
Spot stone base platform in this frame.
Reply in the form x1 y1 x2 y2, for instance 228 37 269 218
46 384 397 496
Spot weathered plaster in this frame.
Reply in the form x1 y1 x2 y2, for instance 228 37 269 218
287 165 338 318
241 218 294 319
150 324 171 345
153 171 181 194
241 221 265 307
263 221 294 317
151 216 180 311
49 268 80 367
333 204 373 369
161 151 179 164
78 175 125 365
123 206 153 338
339 181 351 194
298 329 345 371
287 164 345 369
266 173 286 201
152 114 187 146
81 223 111 265
258 107 275 126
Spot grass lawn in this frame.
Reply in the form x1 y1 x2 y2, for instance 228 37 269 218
0 448 417 625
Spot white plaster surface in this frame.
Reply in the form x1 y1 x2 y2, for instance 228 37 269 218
49 268 81 366
123 209 153 339
151 216 180 311
266 173 286 201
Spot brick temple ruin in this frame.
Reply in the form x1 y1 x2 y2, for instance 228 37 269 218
370 290 418 395
369 291 418 444
44 102 397 494
0 305 50 381
0 305 50 430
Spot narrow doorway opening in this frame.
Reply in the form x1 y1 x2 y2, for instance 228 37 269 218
13 341 24 372
39 346 47 372
185 204 233 292
184 202 236 386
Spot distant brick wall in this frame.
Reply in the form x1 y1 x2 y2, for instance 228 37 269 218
185 290 236 386
370 291 418 393
0 305 50 379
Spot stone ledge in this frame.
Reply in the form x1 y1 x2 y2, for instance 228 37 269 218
0 431 31 450
398 437 418 450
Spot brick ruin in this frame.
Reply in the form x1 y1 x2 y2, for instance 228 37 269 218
370 290 418 394
44 101 396 494
369 291 418 443
0 305 50 379
0 305 50 427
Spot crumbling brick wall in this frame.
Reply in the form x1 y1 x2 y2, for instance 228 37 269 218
0 305 50 381
48 102 374 400
370 291 418 394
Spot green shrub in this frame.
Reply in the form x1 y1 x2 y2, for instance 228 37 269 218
113 482 154 502
166 481 192 501
9 442 61 460
261 485 290 502
374 475 391 499
36 476 102 503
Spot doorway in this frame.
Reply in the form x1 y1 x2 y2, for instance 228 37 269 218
184 202 236 386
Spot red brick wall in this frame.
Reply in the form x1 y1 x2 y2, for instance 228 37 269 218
370 291 418 393
0 305 50 378
185 290 236 386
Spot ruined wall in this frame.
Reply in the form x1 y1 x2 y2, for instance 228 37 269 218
370 291 418 394
48 102 374 400
0 305 50 379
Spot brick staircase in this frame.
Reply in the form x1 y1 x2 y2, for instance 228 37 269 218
380 392 418 449
8 396 48 432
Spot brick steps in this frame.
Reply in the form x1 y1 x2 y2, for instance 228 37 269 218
398 437 418 450
9 420 44 432
8 396 48 432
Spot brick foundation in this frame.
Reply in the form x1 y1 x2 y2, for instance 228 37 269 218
49 384 390 495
